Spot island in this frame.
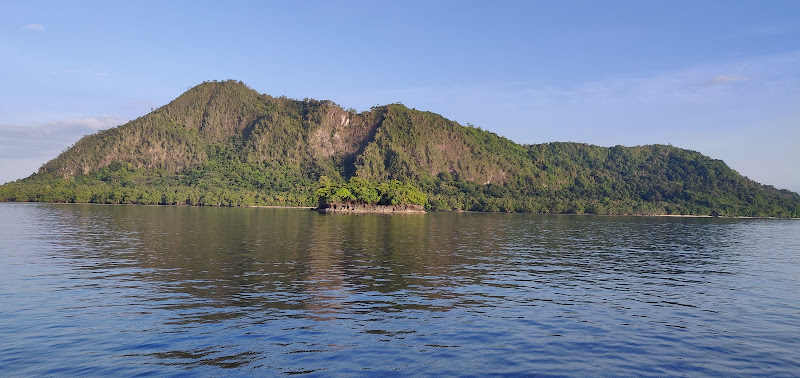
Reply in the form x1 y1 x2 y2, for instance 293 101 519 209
314 177 427 214
1 80 798 218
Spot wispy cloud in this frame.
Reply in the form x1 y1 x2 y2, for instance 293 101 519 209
698 75 749 86
0 115 125 183
0 115 124 158
22 23 46 32
45 115 124 131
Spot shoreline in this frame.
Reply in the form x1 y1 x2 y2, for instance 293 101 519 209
315 202 426 214
1 201 796 219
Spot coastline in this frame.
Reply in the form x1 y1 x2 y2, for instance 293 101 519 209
2 201 796 219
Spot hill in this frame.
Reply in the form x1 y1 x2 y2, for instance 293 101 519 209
2 80 799 217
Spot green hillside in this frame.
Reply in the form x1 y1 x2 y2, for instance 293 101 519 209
2 80 798 217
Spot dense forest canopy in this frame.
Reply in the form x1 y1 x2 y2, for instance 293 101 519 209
315 176 427 208
2 80 798 217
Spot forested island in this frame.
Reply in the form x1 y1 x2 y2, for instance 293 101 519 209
1 80 799 217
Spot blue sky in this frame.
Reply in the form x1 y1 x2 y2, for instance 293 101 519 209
2 1 799 192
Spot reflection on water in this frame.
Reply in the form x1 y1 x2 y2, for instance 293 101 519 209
1 204 799 375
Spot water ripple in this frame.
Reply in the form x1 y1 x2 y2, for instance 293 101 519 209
1 204 799 375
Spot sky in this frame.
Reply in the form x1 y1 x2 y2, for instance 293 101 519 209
2 1 799 192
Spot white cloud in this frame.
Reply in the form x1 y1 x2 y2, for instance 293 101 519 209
22 24 46 32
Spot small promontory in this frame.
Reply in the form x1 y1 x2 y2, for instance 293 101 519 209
314 177 427 214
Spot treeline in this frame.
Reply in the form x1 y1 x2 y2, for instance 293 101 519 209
4 152 796 217
0 162 314 207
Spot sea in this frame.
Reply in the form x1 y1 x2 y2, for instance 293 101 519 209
1 203 798 376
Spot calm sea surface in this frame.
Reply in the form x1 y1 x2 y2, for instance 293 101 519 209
1 203 799 376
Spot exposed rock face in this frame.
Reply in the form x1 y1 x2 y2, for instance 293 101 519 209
317 202 425 214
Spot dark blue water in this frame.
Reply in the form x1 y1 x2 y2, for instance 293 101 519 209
1 203 799 376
